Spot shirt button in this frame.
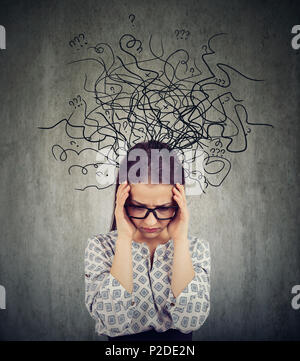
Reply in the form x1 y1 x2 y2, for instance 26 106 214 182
170 302 175 307
143 254 147 258
131 301 135 306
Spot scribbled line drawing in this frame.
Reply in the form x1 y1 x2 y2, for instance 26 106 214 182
38 32 273 193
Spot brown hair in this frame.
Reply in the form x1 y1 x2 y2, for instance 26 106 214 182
109 140 185 231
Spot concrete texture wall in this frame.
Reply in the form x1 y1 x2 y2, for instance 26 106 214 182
0 0 299 340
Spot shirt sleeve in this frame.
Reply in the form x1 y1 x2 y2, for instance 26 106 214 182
164 237 210 334
84 235 136 337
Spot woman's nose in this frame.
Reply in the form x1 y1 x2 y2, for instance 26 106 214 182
144 211 157 225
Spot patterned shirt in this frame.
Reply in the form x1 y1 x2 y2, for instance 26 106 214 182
84 230 210 338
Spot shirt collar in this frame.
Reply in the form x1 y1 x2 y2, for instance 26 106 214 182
132 238 174 256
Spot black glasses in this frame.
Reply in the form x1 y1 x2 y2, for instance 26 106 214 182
124 204 179 220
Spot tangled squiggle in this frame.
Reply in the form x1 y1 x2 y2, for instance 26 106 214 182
38 32 273 195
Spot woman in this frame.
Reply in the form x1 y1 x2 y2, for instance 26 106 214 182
85 140 210 341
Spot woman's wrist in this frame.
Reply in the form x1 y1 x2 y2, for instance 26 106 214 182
116 235 132 243
173 235 188 245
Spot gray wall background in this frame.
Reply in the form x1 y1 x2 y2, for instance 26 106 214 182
0 0 299 340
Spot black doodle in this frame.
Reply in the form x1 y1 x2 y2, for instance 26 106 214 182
38 32 274 193
69 33 88 50
174 29 191 40
69 95 83 108
129 14 135 26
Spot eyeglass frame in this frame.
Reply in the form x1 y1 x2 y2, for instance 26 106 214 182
124 203 179 220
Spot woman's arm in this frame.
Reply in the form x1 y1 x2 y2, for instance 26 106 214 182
165 237 211 333
110 236 133 293
171 237 195 297
85 235 136 337
110 181 136 294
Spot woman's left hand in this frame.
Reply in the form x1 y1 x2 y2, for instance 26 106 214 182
167 183 189 242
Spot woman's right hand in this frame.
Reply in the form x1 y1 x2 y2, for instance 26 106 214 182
115 181 137 240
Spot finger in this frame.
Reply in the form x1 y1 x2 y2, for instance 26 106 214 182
115 193 130 218
173 187 188 215
173 193 184 208
116 183 130 200
117 187 130 206
176 183 185 195
116 188 130 210
173 197 189 221
175 183 186 202
172 186 185 202
117 181 128 191
121 189 130 202
116 182 128 198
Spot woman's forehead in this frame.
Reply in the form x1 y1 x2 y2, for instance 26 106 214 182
129 183 174 204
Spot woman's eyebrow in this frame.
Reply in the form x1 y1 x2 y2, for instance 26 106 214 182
131 199 173 207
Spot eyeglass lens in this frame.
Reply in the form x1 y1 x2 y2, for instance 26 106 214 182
126 205 176 219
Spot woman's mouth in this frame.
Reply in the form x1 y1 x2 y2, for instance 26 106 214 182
142 228 160 233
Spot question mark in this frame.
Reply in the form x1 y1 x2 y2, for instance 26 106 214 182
215 139 223 147
69 101 75 107
110 87 115 93
70 141 79 147
175 30 179 39
185 31 190 40
78 33 88 46
74 36 80 50
129 14 135 26
77 95 82 106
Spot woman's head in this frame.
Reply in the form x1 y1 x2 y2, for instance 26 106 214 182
110 140 185 234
